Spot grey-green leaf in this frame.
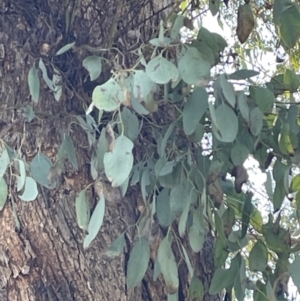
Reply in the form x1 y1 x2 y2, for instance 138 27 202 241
0 177 8 210
106 234 126 257
76 189 90 231
83 195 105 249
19 177 38 201
183 87 208 135
31 152 56 189
83 56 102 81
28 65 40 103
127 238 150 288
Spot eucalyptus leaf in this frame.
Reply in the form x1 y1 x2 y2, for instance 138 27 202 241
83 195 105 249
104 135 134 187
83 56 102 81
127 238 150 288
31 152 56 189
0 177 8 210
146 56 179 84
19 177 38 201
158 236 179 294
92 78 124 112
178 47 211 86
76 189 90 231
28 65 40 103
183 87 208 135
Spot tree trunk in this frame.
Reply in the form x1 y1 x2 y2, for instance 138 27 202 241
0 1 221 300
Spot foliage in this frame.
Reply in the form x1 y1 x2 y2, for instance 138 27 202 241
2 0 300 300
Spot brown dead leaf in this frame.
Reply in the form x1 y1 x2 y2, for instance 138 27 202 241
236 3 255 44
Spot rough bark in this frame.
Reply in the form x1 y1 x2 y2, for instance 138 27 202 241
0 1 221 300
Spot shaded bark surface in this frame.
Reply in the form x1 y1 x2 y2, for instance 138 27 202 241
0 1 221 300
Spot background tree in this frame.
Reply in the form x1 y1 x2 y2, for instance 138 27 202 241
1 0 300 301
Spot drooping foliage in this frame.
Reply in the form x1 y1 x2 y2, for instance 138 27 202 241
2 0 300 300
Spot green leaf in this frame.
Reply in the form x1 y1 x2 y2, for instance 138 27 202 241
228 69 259 80
92 78 124 112
209 267 234 294
55 41 76 55
39 58 54 90
250 87 275 113
212 104 238 143
209 0 220 16
219 74 236 108
83 195 105 249
237 93 250 124
0 177 8 210
289 255 300 293
158 235 179 294
231 142 249 166
254 280 268 301
127 238 150 288
132 70 155 100
181 244 194 277
273 181 285 211
215 211 226 244
279 123 294 156
146 56 179 84
23 105 36 122
104 135 134 187
106 233 126 257
83 56 102 81
178 189 194 237
0 147 10 178
159 160 175 177
16 159 26 192
291 174 300 192
170 183 188 217
189 276 204 300
183 87 208 135
241 193 253 238
28 65 40 103
19 177 38 201
234 256 246 301
249 240 268 271
156 188 173 227
96 128 108 171
249 107 263 136
277 2 300 48
284 69 300 91
31 152 56 189
120 108 140 141
188 208 206 252
76 189 90 231
160 121 176 157
178 47 211 85
214 236 229 267
63 135 78 170
171 15 184 40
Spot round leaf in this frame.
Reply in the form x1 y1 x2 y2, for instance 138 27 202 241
83 56 102 81
212 104 238 143
178 47 211 85
19 177 38 201
104 135 134 187
92 78 124 112
146 56 179 84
